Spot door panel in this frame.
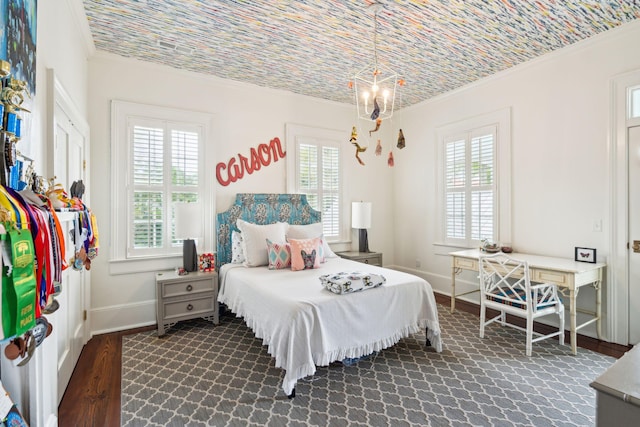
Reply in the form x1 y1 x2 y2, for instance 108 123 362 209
53 104 86 402
629 125 640 345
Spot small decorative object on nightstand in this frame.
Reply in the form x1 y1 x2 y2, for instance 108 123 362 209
155 270 219 337
336 251 382 266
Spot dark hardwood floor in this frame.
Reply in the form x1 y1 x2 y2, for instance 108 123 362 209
58 294 633 426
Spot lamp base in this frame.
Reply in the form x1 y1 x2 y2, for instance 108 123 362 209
183 239 198 272
358 229 369 253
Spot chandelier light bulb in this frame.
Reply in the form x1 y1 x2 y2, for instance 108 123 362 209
372 83 379 93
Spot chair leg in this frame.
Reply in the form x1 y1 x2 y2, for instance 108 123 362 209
479 303 486 338
559 308 565 346
526 316 533 357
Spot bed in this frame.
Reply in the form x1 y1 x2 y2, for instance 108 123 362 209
216 193 442 396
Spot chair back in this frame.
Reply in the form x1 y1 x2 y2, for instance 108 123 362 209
479 254 532 310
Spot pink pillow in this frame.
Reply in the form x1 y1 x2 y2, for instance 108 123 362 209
290 237 321 271
266 239 291 270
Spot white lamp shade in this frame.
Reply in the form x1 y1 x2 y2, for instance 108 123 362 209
174 202 203 239
352 202 372 229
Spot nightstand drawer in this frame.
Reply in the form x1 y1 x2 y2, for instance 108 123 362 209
359 255 382 266
336 251 383 266
164 294 216 319
162 278 214 298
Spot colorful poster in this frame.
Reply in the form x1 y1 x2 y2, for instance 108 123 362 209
1 0 37 95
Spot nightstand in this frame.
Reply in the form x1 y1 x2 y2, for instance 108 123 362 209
155 270 219 337
336 251 383 266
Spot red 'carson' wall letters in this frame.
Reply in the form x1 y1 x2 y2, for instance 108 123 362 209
216 137 286 186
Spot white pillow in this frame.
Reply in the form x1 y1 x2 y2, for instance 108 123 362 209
287 223 337 259
231 231 245 264
236 219 288 267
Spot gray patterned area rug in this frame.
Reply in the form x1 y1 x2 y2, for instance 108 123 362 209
121 305 614 427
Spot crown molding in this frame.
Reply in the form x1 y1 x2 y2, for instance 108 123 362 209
66 0 96 57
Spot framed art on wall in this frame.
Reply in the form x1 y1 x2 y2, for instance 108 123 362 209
575 247 596 263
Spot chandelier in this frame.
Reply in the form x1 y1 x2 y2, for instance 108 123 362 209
352 2 399 122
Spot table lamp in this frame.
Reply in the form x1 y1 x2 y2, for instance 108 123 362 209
352 201 372 253
174 202 202 272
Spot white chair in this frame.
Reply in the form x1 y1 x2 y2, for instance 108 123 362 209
479 253 565 356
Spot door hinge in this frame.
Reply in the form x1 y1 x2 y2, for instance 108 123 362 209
83 310 87 321
83 160 86 171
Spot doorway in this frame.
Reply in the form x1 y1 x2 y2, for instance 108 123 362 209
629 123 640 345
612 73 640 346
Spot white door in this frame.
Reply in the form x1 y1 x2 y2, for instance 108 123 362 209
52 103 87 402
629 124 640 345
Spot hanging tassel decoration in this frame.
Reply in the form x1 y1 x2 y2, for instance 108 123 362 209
352 142 366 166
349 126 358 143
387 151 394 167
375 139 382 156
370 97 380 120
397 129 405 149
369 118 382 136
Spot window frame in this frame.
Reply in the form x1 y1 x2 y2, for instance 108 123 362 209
436 108 512 248
285 123 349 243
110 100 215 274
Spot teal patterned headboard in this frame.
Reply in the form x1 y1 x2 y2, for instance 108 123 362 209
216 193 321 268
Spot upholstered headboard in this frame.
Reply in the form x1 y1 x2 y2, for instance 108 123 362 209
216 193 321 268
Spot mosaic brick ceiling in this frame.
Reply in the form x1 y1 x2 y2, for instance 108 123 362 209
82 1 640 108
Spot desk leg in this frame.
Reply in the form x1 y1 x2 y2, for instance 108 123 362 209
595 279 602 340
451 267 461 313
570 288 578 355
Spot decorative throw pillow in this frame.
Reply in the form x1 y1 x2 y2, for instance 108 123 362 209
236 219 288 267
266 239 291 270
286 223 337 260
231 231 245 264
290 237 322 271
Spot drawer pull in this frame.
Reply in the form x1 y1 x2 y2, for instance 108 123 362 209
364 259 369 264
187 304 194 311
186 284 193 292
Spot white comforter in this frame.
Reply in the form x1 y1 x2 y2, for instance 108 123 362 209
218 257 442 395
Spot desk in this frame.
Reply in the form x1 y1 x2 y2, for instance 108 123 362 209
450 249 605 355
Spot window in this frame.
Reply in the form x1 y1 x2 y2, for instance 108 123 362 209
130 120 200 256
111 101 214 270
437 109 511 247
444 127 496 243
286 124 347 242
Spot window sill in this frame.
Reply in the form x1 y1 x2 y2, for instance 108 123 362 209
109 255 182 275
433 242 475 257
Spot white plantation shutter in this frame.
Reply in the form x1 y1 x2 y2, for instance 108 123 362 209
470 133 494 241
295 139 341 240
443 126 496 245
129 118 202 257
321 146 340 237
445 138 466 239
132 125 164 249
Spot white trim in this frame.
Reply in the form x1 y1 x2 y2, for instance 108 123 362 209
610 69 640 345
285 123 350 242
435 107 512 247
66 0 96 56
110 100 216 269
90 300 157 335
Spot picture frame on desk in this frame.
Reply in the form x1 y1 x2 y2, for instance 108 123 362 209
575 247 596 263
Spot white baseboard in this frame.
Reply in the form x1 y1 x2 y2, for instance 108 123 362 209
90 300 157 335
